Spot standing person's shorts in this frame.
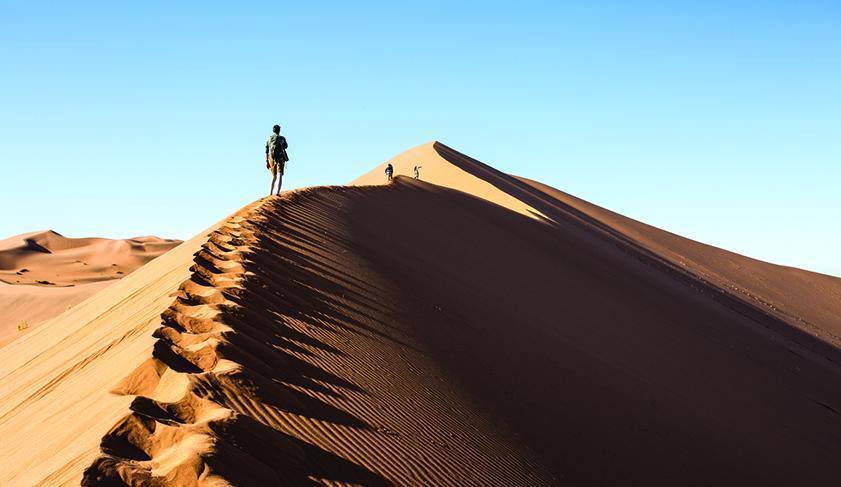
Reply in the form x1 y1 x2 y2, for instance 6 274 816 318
270 158 285 176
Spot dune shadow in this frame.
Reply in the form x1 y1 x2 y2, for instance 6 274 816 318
340 172 841 486
208 413 391 486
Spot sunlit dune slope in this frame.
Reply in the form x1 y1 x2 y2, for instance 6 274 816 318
0 280 112 347
2 143 841 486
0 216 234 486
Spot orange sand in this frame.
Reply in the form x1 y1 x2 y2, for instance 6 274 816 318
1 143 840 486
0 231 180 344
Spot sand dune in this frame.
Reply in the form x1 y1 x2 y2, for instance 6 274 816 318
0 231 180 344
0 230 180 287
2 143 841 485
0 280 111 347
355 142 841 344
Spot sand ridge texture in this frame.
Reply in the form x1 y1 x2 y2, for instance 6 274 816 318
2 143 841 485
0 231 180 345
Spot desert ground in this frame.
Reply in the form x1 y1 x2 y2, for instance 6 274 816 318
0 231 180 346
1 142 840 485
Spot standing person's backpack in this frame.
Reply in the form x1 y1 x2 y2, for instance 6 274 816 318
270 135 289 162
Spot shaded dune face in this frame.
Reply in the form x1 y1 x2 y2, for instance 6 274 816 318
82 188 552 486
5 143 841 486
83 180 841 486
357 142 841 345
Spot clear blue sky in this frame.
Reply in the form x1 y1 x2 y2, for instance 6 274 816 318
1 1 839 276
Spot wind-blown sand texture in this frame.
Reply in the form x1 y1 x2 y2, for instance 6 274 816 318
0 231 180 345
2 142 841 485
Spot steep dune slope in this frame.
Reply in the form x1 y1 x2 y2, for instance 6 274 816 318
75 181 841 485
355 142 841 346
81 189 553 486
0 231 181 344
3 144 841 485
0 217 235 486
516 176 841 342
0 280 112 347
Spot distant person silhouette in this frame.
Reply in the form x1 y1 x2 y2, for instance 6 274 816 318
385 163 394 182
413 165 422 180
265 124 289 196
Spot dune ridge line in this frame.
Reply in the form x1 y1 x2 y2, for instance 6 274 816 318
4 142 841 486
82 185 553 486
83 198 280 484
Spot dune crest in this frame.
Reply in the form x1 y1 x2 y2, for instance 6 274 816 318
2 144 841 485
352 141 547 220
82 190 551 485
358 141 841 344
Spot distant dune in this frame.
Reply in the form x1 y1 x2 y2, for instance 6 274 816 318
0 231 181 345
1 143 840 485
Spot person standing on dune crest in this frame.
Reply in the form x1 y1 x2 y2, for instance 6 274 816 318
265 124 289 196
385 163 394 182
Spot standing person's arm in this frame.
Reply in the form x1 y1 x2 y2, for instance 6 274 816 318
265 139 270 168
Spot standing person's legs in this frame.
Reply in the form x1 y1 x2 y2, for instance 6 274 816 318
269 160 278 195
275 161 284 195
